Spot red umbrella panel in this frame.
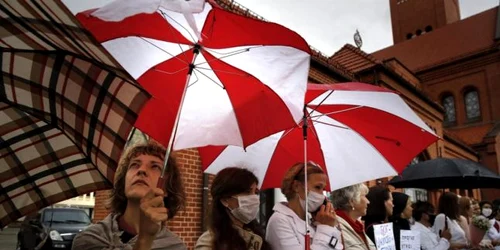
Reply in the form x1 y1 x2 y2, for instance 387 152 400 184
76 0 312 151
200 83 439 191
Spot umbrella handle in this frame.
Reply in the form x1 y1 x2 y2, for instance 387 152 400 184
157 176 166 189
305 233 310 250
157 176 169 207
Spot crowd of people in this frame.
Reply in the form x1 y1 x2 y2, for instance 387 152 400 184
71 141 500 250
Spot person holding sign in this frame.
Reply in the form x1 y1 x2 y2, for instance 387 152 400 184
266 162 343 250
411 201 451 250
432 192 471 250
331 183 376 249
389 192 413 250
363 186 394 245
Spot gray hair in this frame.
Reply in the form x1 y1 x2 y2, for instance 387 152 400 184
331 183 369 211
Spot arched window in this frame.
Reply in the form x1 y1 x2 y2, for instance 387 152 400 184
442 95 456 123
464 89 480 120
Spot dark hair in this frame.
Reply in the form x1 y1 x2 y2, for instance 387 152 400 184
438 192 460 220
363 186 392 226
209 167 271 250
413 201 435 222
110 141 186 219
479 200 493 209
480 200 494 219
281 162 325 200
492 199 500 212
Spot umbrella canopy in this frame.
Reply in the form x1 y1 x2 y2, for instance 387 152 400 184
0 2 150 227
76 0 311 151
199 82 438 191
389 158 500 189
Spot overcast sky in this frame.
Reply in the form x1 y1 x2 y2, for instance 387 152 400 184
63 0 499 55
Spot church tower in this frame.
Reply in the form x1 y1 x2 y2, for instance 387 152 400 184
389 0 461 44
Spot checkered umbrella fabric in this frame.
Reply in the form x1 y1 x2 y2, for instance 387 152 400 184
0 1 150 227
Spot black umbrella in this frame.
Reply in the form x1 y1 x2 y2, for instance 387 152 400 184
389 158 500 189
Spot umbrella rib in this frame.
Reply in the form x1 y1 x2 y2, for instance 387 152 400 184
196 46 262 66
139 37 190 65
280 126 299 139
203 46 261 56
195 66 248 77
158 9 193 55
311 119 350 130
153 66 189 75
309 105 365 119
159 9 197 43
193 68 224 89
187 70 201 88
307 90 334 117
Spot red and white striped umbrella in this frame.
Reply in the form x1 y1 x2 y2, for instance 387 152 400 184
76 0 311 151
199 83 439 191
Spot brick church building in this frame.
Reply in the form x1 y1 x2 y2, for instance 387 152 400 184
91 0 500 248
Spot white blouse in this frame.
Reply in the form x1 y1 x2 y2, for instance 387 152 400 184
266 202 343 250
432 214 468 247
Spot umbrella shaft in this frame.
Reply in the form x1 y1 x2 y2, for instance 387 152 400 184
160 48 201 178
303 114 309 241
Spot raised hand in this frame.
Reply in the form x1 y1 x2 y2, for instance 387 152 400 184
314 202 338 227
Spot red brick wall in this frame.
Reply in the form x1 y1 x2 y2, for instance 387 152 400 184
93 149 205 249
168 149 204 248
390 0 459 44
92 190 111 223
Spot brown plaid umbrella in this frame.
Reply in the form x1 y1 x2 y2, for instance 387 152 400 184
0 2 150 227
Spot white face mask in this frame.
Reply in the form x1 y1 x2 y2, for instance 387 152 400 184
482 208 492 217
230 194 260 224
300 191 325 213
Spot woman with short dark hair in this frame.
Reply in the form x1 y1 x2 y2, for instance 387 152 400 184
389 192 413 250
362 186 394 244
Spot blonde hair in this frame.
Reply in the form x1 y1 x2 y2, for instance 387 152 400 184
459 196 471 220
281 162 325 200
109 141 186 219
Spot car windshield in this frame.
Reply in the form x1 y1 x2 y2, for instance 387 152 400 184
42 210 91 224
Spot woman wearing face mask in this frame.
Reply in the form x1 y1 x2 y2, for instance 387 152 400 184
362 186 394 245
389 192 413 250
487 203 500 250
411 201 451 250
481 201 494 219
266 162 343 250
195 167 271 250
330 183 376 250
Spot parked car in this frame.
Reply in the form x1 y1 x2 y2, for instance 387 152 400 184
17 207 91 250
